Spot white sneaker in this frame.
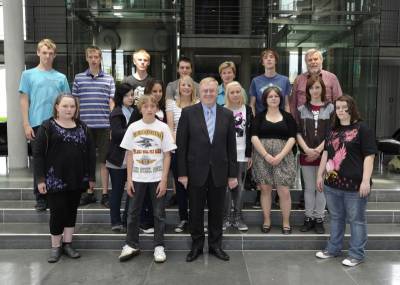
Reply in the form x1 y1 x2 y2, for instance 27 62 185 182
342 257 363 267
174 220 188 233
154 246 166 263
119 244 140 262
315 250 337 259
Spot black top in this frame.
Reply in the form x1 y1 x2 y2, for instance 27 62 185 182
121 74 152 105
324 121 377 191
252 110 297 140
106 106 130 167
33 118 96 193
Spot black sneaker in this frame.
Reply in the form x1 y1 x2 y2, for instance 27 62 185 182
300 217 315 232
35 197 47 212
314 218 325 234
80 192 97 206
101 194 110 208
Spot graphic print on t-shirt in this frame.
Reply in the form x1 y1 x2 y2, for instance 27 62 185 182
234 111 245 137
132 129 164 175
325 127 359 182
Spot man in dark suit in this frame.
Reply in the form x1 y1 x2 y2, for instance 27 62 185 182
177 77 238 262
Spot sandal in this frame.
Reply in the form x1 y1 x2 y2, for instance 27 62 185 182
261 224 271 233
281 226 292 235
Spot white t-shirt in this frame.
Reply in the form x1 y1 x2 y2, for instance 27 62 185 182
231 105 248 162
120 119 177 182
165 99 182 135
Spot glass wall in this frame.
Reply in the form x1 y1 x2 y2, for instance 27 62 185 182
268 0 381 128
66 0 179 83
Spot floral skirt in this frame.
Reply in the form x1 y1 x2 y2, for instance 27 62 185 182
252 138 296 187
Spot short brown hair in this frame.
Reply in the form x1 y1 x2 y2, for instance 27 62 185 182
332 95 362 128
37 39 57 53
218 61 236 75
53 93 79 120
260 48 279 64
305 74 327 102
261 86 282 110
86 46 102 57
137 94 158 113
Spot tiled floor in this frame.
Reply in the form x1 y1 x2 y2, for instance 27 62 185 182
0 250 399 285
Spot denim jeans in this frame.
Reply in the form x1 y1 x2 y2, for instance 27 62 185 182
171 152 188 221
108 168 129 227
324 185 368 260
126 181 166 249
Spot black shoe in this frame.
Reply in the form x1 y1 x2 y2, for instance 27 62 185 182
80 192 97 206
209 247 230 261
300 217 315 232
261 224 271 233
35 197 47 212
252 200 261 209
62 243 81 259
314 218 325 234
101 194 110 208
186 248 203 262
48 247 62 263
168 194 177 206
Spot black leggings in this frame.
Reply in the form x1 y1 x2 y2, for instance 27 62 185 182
47 191 81 235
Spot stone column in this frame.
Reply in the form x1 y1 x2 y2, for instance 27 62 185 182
3 0 28 168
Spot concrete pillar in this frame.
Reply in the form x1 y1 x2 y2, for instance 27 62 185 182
3 0 28 168
240 0 252 35
240 50 251 91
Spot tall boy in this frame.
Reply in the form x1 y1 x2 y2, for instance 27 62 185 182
122 49 152 104
72 46 115 207
19 38 70 211
119 95 176 263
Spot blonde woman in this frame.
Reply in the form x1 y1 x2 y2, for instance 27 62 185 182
217 61 247 105
166 75 198 233
223 81 253 231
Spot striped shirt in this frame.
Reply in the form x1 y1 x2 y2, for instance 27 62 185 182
72 69 115 128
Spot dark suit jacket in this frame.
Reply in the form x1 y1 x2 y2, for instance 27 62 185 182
176 102 238 188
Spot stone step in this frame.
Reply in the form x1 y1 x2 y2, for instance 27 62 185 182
0 223 399 250
1 201 400 225
1 187 400 202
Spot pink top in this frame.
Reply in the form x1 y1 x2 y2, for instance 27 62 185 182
290 69 342 120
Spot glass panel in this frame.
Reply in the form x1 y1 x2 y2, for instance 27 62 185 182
66 0 178 83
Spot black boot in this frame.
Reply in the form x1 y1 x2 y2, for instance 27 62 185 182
300 217 315 232
48 247 62 263
314 218 325 234
62 243 81 259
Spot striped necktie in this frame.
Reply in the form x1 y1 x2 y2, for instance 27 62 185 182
206 108 214 143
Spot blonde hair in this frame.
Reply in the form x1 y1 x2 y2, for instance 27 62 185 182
200 77 218 89
177 75 197 108
133 49 150 62
218 61 236 75
224 81 245 109
137 94 158 113
37 39 57 53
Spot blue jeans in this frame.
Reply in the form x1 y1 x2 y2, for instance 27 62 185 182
108 168 129 227
324 185 368 260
